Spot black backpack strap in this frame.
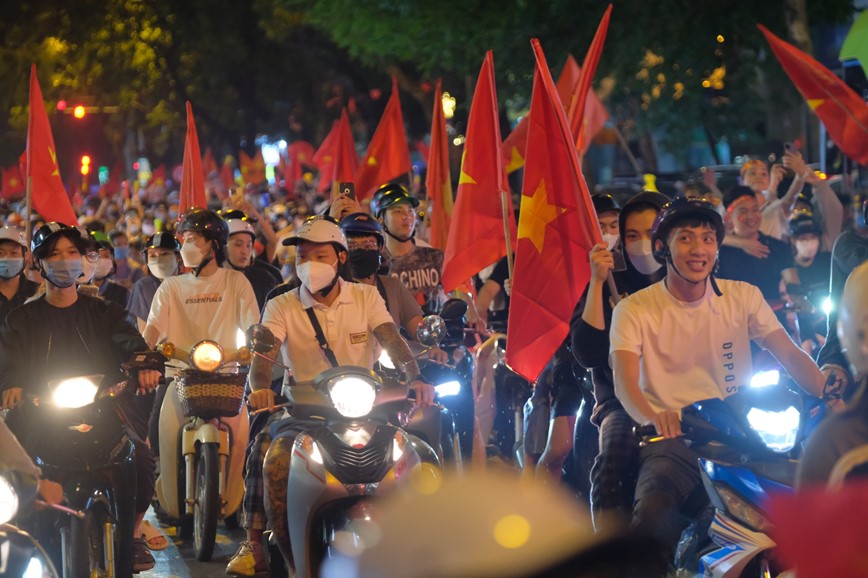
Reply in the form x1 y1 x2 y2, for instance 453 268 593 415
375 275 391 313
304 307 339 368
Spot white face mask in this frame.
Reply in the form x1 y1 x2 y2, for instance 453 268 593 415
297 259 338 293
625 239 663 275
180 241 208 268
94 257 114 280
602 233 619 251
149 254 178 280
795 238 820 260
80 256 96 284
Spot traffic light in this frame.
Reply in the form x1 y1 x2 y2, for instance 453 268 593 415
57 100 67 112
73 105 86 119
80 155 91 175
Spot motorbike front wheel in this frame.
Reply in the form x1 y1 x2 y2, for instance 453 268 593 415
193 442 220 561
67 505 116 578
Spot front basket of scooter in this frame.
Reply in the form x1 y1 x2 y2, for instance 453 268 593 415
176 370 246 419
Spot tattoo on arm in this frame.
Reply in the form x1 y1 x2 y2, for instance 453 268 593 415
373 322 420 377
249 341 282 391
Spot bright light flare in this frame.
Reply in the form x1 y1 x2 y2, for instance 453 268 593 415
52 377 99 408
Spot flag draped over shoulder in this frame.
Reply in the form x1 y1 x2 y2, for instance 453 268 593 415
760 24 868 164
441 52 516 294
425 79 453 250
331 109 359 193
26 64 77 225
354 78 412 201
505 40 602 382
180 101 207 215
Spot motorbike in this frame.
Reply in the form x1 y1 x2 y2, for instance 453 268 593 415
7 354 160 578
154 337 250 561
635 370 824 577
245 320 440 578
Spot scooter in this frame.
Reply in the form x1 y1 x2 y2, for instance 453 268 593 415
245 322 439 578
8 356 158 578
154 338 250 561
636 372 824 577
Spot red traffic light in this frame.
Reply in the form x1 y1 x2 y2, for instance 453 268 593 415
57 100 67 111
73 105 86 119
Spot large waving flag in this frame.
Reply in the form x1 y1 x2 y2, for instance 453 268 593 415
180 101 207 214
202 147 218 179
287 140 316 184
568 5 612 147
354 78 412 201
26 64 77 225
314 121 339 192
240 149 267 185
1 165 26 199
426 79 454 250
331 108 359 192
442 52 516 293
505 40 602 382
760 24 868 164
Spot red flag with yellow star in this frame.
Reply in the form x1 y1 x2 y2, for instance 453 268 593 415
568 5 612 149
354 78 412 201
760 24 868 164
442 52 516 294
180 101 207 215
331 109 359 193
26 64 77 225
426 79 454 250
202 147 218 180
314 121 339 192
240 149 267 186
1 165 26 199
506 40 602 382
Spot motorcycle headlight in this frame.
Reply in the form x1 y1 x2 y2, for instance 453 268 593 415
822 296 833 316
714 483 771 533
190 340 224 372
746 405 800 452
329 377 378 418
378 350 395 370
52 376 100 408
23 557 44 578
750 369 780 388
434 380 461 397
0 473 19 525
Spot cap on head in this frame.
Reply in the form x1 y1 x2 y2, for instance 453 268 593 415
592 193 620 215
143 232 181 253
340 212 385 248
617 191 670 244
31 222 86 259
651 197 725 264
0 227 27 250
789 211 820 238
226 217 257 241
283 215 348 251
370 183 420 219
723 185 757 210
90 230 114 251
177 208 229 245
838 261 868 379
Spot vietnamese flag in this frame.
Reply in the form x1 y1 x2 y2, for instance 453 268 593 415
760 24 868 164
287 140 316 184
240 149 267 185
769 481 868 578
354 78 412 201
442 52 516 293
180 102 207 215
26 64 77 225
202 147 218 180
505 40 602 382
314 121 339 192
331 108 359 193
568 5 612 149
1 165 26 199
221 156 236 190
426 79 454 250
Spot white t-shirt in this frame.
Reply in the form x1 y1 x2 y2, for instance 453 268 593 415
609 278 782 417
759 194 789 240
146 267 260 357
261 279 394 383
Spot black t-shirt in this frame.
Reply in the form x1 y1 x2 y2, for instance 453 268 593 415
0 294 148 399
99 280 131 311
717 233 795 302
238 265 279 311
384 245 444 315
0 275 39 324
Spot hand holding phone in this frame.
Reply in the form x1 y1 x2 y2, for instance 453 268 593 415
339 182 356 201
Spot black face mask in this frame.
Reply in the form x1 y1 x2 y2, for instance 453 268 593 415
348 249 381 279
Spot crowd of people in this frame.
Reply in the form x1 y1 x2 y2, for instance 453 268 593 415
0 144 866 576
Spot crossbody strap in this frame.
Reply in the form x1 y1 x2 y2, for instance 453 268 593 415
304 307 339 368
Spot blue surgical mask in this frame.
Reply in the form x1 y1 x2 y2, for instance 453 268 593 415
43 258 84 288
114 246 130 260
0 258 24 280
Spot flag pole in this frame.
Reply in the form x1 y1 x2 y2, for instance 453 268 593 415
24 176 32 243
613 125 642 175
501 190 515 279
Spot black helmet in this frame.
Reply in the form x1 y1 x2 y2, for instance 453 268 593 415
31 222 86 259
618 191 670 244
789 211 820 238
177 208 229 245
217 208 259 224
340 213 385 247
143 232 181 253
370 183 420 219
651 197 725 264
592 193 620 215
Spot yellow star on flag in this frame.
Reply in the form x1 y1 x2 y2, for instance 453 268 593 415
807 99 824 111
367 156 378 166
505 147 524 173
458 150 477 185
518 179 565 254
48 147 59 176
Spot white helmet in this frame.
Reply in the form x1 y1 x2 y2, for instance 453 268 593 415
839 261 868 380
226 218 256 240
283 216 347 251
0 227 26 249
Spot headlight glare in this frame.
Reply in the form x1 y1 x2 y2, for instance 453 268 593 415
0 473 19 525
746 406 800 452
378 350 395 370
434 380 461 397
191 340 224 372
52 377 99 408
329 377 377 418
750 369 780 388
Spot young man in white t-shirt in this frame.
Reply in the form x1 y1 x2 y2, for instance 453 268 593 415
609 197 825 558
143 209 260 457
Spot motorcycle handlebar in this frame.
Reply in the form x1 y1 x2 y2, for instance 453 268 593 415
633 424 658 438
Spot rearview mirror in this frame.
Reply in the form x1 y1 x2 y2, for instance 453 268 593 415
246 324 277 354
416 315 446 347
